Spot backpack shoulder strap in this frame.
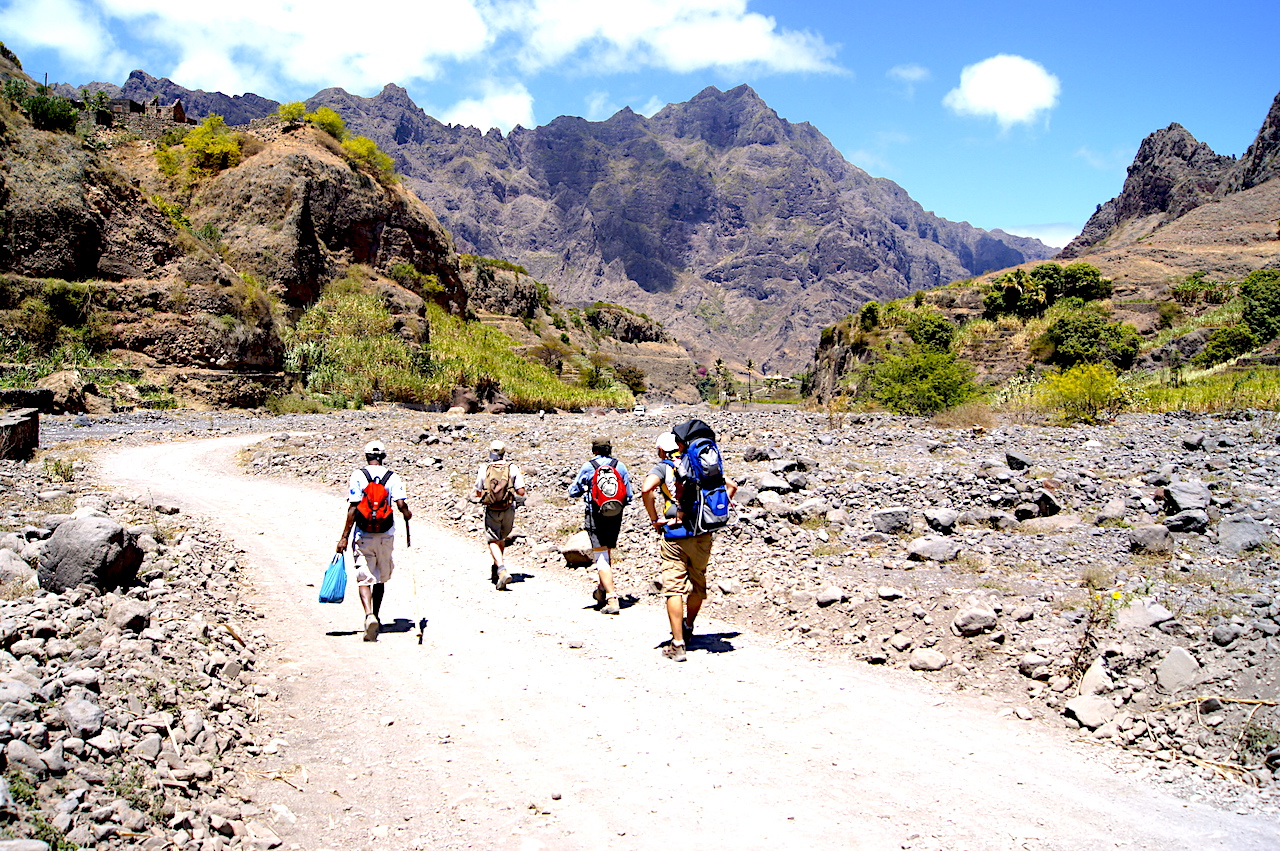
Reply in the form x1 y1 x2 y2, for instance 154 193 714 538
361 467 374 483
377 470 393 486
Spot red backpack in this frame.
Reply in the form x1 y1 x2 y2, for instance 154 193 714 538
354 468 395 533
589 458 625 517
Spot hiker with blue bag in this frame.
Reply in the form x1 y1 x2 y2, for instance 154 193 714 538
335 440 412 642
644 419 736 662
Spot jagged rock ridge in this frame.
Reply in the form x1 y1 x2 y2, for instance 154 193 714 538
1062 90 1280 258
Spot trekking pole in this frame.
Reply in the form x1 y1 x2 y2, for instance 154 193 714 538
406 519 425 643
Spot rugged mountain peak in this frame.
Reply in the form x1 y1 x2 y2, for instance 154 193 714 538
1062 90 1280 258
650 83 788 149
1222 90 1280 195
372 83 415 109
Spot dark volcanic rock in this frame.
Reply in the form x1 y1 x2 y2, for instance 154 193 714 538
38 517 143 594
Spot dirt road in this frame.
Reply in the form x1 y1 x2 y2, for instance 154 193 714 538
97 435 1280 850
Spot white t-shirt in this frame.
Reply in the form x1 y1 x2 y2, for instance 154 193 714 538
347 465 407 533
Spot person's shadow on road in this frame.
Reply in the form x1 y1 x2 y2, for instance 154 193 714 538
691 631 739 653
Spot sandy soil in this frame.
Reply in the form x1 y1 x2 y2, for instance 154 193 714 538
95 434 1280 851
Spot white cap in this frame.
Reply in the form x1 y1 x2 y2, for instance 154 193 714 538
363 440 386 456
656 432 679 453
489 439 506 454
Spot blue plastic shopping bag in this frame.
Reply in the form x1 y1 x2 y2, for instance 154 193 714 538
319 554 347 604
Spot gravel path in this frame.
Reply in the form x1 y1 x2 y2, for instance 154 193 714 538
94 433 1280 850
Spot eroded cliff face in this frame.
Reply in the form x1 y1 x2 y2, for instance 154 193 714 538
309 83 1055 373
1062 90 1280 258
0 80 466 375
190 125 464 313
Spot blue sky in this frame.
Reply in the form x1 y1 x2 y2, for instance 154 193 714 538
3 0 1277 247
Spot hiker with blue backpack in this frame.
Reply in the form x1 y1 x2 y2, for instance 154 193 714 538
335 440 412 642
568 436 634 615
644 419 736 662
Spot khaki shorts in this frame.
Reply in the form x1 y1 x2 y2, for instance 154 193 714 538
352 531 395 586
658 533 712 597
485 507 516 542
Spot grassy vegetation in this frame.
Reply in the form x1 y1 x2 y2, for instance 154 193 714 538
424 303 634 411
1131 367 1280 413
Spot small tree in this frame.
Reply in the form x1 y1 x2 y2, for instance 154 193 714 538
871 346 975 415
306 106 345 140
745 358 754 402
1040 363 1127 424
1194 325 1259 367
276 101 306 123
183 114 241 174
343 135 396 183
858 301 880 331
1241 268 1280 343
905 310 956 352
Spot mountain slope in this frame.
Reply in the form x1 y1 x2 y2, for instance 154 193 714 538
308 84 1054 372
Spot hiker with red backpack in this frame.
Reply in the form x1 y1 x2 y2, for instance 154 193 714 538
473 439 526 591
568 436 633 615
335 440 412 642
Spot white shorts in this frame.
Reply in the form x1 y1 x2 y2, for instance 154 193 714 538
352 532 395 586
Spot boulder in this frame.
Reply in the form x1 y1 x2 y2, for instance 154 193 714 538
1155 647 1200 692
815 585 846 607
906 536 961 562
908 649 950 671
107 598 151 633
951 606 997 637
1217 514 1272 554
559 531 594 566
1094 499 1127 525
870 507 911 534
1164 479 1211 513
0 549 34 584
1163 510 1209 533
1116 598 1174 631
35 370 87 414
923 508 959 534
1064 695 1116 729
1005 450 1033 471
62 698 105 740
37 517 142 594
1128 524 1173 553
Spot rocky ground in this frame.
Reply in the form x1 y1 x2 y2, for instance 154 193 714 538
2 403 1279 847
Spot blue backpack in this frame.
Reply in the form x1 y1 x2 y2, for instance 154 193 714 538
667 420 731 538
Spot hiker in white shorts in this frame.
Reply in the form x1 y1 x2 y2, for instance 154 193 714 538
336 440 411 641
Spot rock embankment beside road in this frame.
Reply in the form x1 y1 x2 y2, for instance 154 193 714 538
0 453 283 850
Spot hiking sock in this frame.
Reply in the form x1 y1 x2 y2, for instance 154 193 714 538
372 583 385 619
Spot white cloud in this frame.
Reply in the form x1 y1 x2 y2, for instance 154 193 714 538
441 81 536 133
638 96 667 117
7 0 494 94
508 0 839 74
943 54 1060 129
585 90 616 120
3 0 135 78
1000 223 1080 249
887 63 929 84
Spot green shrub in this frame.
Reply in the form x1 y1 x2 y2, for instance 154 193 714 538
306 106 345 140
155 146 182 176
0 41 22 69
1039 310 1140 369
276 101 306 122
870 346 976 415
984 262 1111 319
157 125 190 147
1240 268 1280 343
150 195 190 230
1060 262 1113 301
1040 363 1128 424
1157 301 1182 329
342 135 396 182
386 262 442 295
184 114 240 174
858 301 880 331
23 92 78 132
1193 324 1258 367
3 77 28 103
905 309 956 351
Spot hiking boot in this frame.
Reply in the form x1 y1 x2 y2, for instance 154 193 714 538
592 586 606 609
490 563 499 584
683 620 695 647
602 596 620 615
363 614 380 642
662 641 687 662
495 568 512 591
